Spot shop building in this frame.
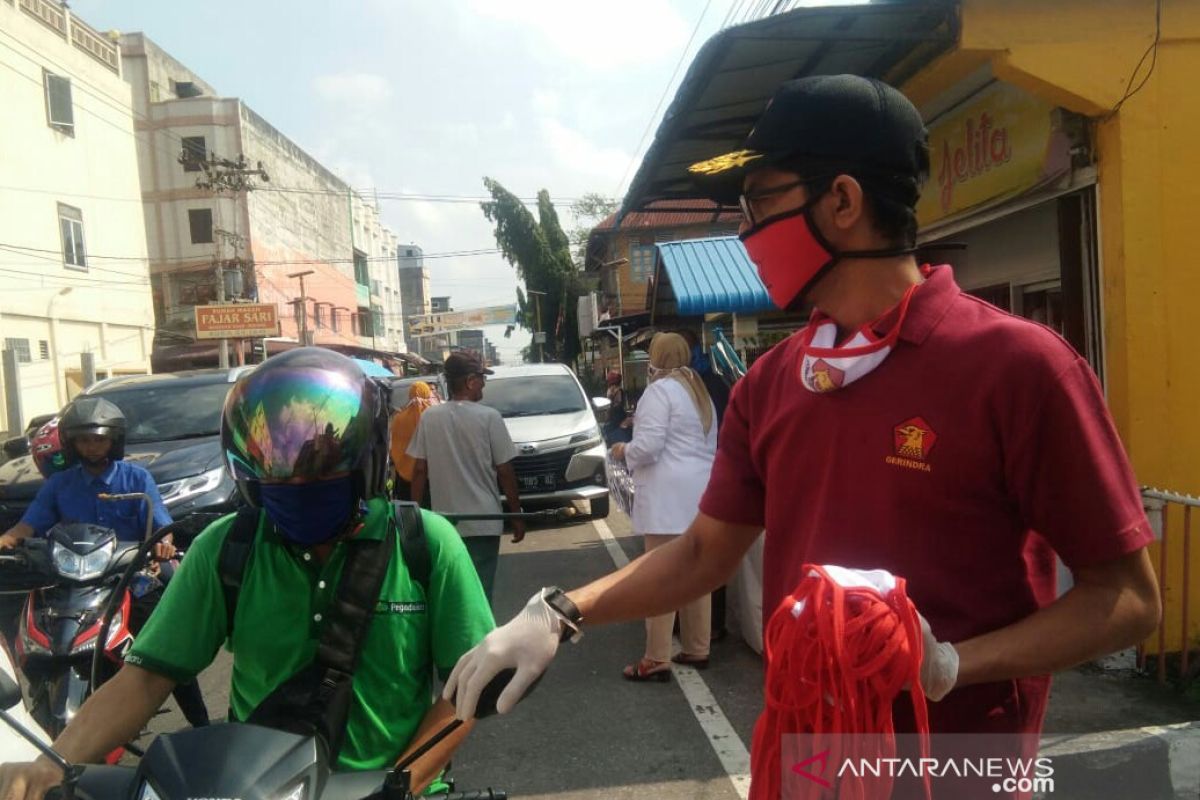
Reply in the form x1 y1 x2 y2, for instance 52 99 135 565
618 0 1200 658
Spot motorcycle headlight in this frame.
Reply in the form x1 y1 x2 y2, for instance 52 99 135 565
137 781 163 800
158 466 225 508
52 539 114 581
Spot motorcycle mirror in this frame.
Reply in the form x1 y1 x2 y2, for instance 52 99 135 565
474 668 516 720
388 669 541 793
452 668 543 721
0 669 20 710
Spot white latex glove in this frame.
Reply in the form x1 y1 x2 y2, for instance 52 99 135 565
444 588 565 720
918 613 960 702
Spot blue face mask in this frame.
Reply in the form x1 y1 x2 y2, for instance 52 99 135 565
259 476 355 547
690 344 711 375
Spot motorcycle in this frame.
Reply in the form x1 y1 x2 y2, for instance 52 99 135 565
0 656 513 800
0 508 217 740
4 522 140 739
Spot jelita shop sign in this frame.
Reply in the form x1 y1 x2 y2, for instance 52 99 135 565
916 82 1070 228
194 303 280 339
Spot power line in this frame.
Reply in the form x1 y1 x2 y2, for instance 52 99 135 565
613 0 716 198
257 185 599 204
719 0 749 28
0 240 503 265
1104 0 1162 120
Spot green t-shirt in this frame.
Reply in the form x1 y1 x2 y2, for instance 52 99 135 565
125 498 494 771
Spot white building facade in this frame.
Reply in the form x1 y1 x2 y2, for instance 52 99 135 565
0 0 154 432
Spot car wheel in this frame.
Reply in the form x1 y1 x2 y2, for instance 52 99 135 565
590 496 609 519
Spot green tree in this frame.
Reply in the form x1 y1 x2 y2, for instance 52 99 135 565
481 178 585 363
569 193 619 267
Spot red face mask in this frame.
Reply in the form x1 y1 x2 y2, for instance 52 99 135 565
739 192 916 311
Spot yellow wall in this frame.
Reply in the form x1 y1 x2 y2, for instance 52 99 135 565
903 0 1200 653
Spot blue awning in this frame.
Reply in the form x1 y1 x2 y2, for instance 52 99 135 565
656 237 773 316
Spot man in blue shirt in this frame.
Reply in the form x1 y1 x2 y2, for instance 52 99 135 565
0 396 209 726
0 398 171 551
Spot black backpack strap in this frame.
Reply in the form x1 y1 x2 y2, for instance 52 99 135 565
248 531 396 759
218 507 260 636
314 534 393 675
393 501 430 593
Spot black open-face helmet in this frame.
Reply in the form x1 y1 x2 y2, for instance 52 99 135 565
220 347 391 508
58 396 127 465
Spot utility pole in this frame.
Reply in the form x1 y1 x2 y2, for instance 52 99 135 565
288 270 314 346
527 289 546 363
215 259 228 368
180 149 269 367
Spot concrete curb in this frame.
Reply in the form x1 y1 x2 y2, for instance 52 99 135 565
1036 722 1200 799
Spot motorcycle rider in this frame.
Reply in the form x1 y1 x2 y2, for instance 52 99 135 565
0 348 495 800
0 397 210 730
0 419 68 648
0 398 172 556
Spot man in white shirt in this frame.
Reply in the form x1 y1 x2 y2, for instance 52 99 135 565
408 352 524 602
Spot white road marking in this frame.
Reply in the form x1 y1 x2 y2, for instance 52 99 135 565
591 519 752 799
591 516 630 568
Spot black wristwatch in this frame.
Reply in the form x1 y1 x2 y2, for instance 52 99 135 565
543 586 583 643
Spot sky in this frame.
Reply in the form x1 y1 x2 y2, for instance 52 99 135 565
69 0 758 363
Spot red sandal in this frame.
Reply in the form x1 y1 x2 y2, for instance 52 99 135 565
622 658 671 682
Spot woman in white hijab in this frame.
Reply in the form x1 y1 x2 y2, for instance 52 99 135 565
611 332 718 681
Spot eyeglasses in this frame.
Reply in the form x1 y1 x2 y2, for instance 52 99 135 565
738 178 807 227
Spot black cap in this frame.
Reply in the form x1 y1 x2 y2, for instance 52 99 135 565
444 351 494 378
689 74 929 206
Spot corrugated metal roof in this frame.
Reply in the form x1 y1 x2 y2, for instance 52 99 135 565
594 199 741 232
619 0 957 218
656 236 773 316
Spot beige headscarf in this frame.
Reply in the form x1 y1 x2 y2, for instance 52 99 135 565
648 332 714 435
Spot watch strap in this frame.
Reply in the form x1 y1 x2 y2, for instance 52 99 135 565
542 586 583 643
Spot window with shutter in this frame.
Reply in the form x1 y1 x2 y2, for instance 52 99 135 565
629 244 657 282
44 72 73 133
181 137 206 172
188 208 214 244
57 204 86 270
4 339 31 364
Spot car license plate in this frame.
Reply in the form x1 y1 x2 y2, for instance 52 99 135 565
519 473 555 491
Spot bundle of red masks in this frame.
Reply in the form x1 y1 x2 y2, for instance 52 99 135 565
751 565 932 800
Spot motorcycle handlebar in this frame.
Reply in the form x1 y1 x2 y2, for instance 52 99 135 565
441 508 576 523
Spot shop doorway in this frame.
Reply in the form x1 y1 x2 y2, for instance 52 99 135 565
922 187 1102 383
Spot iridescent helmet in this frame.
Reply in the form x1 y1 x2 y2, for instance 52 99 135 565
31 418 68 478
221 347 391 507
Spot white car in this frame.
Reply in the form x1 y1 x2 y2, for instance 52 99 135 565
481 363 611 518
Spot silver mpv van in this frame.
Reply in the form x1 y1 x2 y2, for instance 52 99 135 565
481 363 611 518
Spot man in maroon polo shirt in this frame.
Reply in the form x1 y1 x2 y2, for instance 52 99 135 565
445 75 1161 797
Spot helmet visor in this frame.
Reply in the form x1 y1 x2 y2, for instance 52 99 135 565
223 362 374 482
